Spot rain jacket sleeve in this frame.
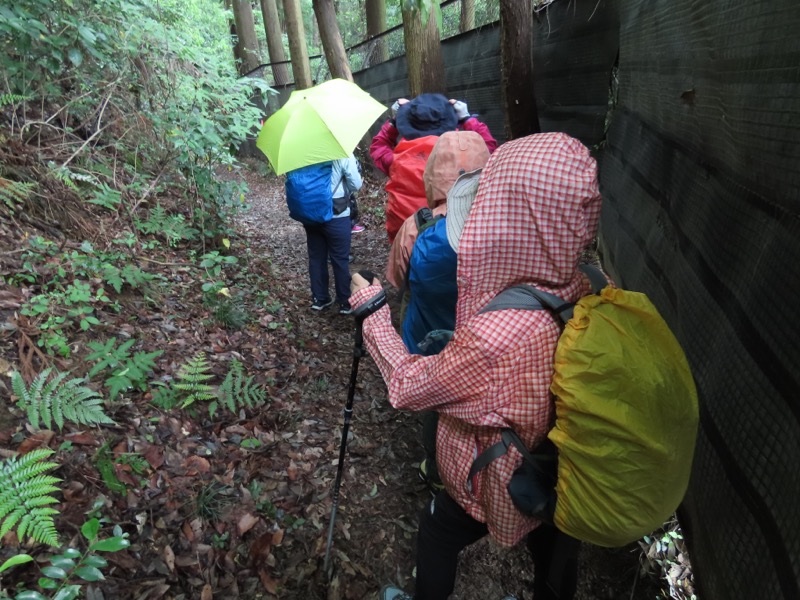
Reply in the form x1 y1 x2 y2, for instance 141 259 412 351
385 217 417 289
460 117 498 154
342 155 363 194
369 120 400 176
331 156 363 198
350 284 505 426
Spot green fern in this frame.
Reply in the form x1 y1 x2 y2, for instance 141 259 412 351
0 178 36 211
174 353 216 408
218 359 267 414
0 449 61 547
11 369 115 431
0 93 31 107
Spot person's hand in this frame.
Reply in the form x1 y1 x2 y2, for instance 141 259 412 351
351 272 381 294
390 98 409 118
450 99 470 121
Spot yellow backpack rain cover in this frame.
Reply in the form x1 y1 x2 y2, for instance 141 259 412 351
548 286 699 547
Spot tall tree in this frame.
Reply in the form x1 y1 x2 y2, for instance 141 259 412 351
283 0 313 88
365 0 388 66
224 0 244 67
231 0 261 75
460 0 475 33
260 0 290 85
401 2 446 96
499 0 539 138
312 0 352 81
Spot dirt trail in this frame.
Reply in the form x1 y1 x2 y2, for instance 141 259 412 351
237 163 656 600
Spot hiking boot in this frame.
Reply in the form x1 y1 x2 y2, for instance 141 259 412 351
338 303 353 316
311 298 334 311
418 458 445 492
351 224 365 233
380 585 412 600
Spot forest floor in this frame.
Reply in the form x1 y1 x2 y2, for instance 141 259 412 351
0 154 664 600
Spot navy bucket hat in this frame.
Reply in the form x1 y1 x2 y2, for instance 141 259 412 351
395 93 458 140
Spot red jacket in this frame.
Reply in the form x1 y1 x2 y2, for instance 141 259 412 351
369 117 498 176
371 118 498 242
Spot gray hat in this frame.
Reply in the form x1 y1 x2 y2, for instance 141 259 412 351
445 169 483 253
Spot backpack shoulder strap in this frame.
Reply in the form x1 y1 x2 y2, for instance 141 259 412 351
414 207 433 229
414 206 443 234
479 285 573 323
478 264 608 324
579 263 608 293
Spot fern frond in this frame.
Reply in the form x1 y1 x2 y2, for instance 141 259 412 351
0 93 31 107
11 369 115 431
0 449 61 547
0 178 36 212
218 359 267 414
46 163 96 191
175 353 216 408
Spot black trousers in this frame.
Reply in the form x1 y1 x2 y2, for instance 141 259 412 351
414 492 579 600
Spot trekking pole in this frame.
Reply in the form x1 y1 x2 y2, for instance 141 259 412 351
324 272 387 574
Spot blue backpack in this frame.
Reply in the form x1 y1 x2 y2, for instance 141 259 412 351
402 211 458 356
285 161 333 225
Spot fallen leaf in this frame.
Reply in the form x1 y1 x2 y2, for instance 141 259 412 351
183 455 210 475
200 584 213 600
143 444 165 469
17 430 55 454
271 529 284 546
237 513 260 536
64 432 100 446
258 570 279 594
163 544 175 572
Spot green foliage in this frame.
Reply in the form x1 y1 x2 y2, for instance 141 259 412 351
1 0 267 250
20 280 110 357
11 369 115 431
0 179 35 213
134 204 198 247
204 290 250 330
93 444 126 496
198 251 238 293
0 518 130 600
0 94 32 107
217 359 267 415
87 182 122 211
194 481 233 523
0 449 61 547
174 353 216 408
149 382 179 410
85 338 162 400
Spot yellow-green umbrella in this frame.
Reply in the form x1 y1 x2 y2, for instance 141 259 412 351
257 79 387 175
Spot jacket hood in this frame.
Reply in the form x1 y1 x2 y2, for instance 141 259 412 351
455 133 601 324
423 131 490 208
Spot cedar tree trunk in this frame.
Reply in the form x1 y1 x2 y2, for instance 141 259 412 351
366 0 388 66
401 2 446 96
260 0 290 85
499 0 540 138
231 0 261 75
283 0 313 89
312 0 353 81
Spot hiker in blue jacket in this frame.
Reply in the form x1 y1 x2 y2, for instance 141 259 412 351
303 154 362 315
390 131 490 490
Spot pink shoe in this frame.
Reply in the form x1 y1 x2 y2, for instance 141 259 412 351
351 224 365 233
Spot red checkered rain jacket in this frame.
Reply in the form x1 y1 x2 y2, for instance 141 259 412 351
349 133 602 546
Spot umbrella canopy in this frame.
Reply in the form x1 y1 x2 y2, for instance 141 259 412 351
257 79 386 175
